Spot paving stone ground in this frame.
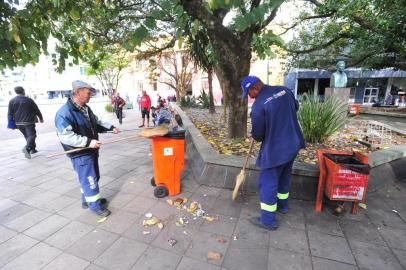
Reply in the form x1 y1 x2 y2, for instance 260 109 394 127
0 108 405 270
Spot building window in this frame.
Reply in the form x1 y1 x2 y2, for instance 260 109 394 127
134 61 142 71
363 87 379 104
79 67 86 75
136 80 143 92
349 87 356 103
201 78 209 92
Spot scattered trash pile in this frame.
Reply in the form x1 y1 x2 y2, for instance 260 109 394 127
167 197 217 224
141 197 225 261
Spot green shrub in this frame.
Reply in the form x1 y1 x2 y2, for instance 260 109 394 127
180 95 198 108
298 95 348 143
180 95 191 107
105 103 114 113
197 90 209 109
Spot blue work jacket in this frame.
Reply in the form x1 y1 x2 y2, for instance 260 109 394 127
251 85 305 169
55 98 113 158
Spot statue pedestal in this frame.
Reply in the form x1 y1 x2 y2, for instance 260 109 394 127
325 88 350 105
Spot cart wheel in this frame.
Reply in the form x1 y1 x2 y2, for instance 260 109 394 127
154 185 168 198
150 177 156 187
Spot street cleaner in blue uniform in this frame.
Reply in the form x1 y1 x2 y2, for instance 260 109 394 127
241 76 305 230
55 80 119 217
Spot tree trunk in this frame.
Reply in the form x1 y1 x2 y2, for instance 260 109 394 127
214 51 251 138
208 67 215 114
220 76 248 138
179 0 253 138
176 92 180 103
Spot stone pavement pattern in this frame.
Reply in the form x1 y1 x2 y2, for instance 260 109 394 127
0 109 405 270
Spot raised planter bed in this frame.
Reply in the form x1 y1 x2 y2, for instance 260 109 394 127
175 105 406 201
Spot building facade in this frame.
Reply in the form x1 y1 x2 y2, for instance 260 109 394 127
284 68 406 105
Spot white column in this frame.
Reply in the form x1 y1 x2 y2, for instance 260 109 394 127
385 77 393 99
294 68 298 98
314 78 319 96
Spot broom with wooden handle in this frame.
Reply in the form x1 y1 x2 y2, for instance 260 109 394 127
48 124 171 158
46 134 140 158
232 138 255 201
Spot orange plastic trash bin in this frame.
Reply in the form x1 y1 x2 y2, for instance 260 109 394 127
315 149 370 214
150 129 185 198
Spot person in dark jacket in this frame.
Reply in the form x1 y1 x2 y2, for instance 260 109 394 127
7 86 44 159
241 76 305 230
55 80 119 217
111 91 125 124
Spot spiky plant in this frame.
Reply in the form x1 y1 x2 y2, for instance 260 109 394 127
298 94 348 143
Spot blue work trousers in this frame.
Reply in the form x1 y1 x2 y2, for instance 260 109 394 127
258 160 294 227
71 153 102 211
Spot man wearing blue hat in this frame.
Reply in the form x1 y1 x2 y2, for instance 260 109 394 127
241 75 305 230
55 80 119 217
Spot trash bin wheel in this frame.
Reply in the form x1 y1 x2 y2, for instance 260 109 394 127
154 185 168 198
151 177 156 187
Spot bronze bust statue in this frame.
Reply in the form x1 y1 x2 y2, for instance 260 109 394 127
330 61 348 88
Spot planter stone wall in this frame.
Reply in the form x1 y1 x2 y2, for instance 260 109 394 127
175 105 406 201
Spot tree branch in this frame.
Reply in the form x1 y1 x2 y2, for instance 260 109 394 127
250 0 261 11
179 0 238 46
134 37 176 60
346 52 376 67
305 0 322 7
249 0 284 33
277 13 335 35
286 33 351 54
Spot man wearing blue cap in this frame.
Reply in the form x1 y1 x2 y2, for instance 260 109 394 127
241 75 305 230
55 80 119 217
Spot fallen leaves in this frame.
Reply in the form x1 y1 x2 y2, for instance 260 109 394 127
97 217 107 223
142 216 160 226
204 215 217 222
216 236 227 244
207 251 222 260
187 201 199 214
184 108 406 164
142 216 164 230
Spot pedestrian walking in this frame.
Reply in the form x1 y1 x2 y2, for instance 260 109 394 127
241 76 305 230
139 90 151 127
55 80 119 217
7 86 44 159
156 94 162 106
112 92 125 124
136 94 141 111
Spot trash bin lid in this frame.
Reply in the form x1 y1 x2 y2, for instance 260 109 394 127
164 126 186 139
324 153 370 175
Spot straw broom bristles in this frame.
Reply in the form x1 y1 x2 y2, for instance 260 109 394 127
232 138 255 201
232 168 247 201
139 124 169 138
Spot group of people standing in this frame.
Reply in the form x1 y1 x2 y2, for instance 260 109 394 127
110 90 174 128
136 91 172 128
7 76 305 229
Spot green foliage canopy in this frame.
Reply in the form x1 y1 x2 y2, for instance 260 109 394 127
286 0 406 70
